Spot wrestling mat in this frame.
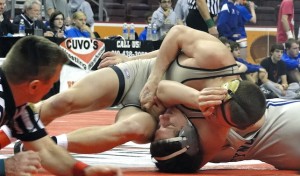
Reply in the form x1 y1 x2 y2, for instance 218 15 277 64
1 109 299 176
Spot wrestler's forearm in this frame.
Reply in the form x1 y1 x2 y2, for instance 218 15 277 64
156 80 199 109
130 50 158 60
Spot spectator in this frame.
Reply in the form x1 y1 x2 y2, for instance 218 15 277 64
13 0 53 37
217 0 241 42
0 0 18 36
186 0 219 37
151 0 183 39
68 0 94 27
139 12 152 40
230 40 266 84
235 0 257 59
49 11 65 38
277 0 294 43
174 0 189 25
65 11 95 38
281 38 300 83
260 43 300 99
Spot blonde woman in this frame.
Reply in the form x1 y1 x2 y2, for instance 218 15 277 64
65 11 95 38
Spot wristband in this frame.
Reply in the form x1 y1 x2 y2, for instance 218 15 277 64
72 161 89 176
0 159 5 176
205 19 215 28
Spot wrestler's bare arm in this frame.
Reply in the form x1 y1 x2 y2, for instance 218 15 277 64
99 50 159 68
156 80 227 109
38 68 119 125
152 25 220 80
140 25 225 110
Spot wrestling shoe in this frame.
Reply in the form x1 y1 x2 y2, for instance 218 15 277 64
13 140 24 154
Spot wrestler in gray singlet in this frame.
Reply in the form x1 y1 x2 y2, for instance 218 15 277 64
212 99 300 170
111 55 238 107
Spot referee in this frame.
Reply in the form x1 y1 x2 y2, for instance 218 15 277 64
186 0 219 37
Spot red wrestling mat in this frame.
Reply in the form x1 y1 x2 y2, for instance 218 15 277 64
1 110 299 176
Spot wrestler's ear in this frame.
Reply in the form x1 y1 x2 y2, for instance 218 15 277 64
28 80 41 94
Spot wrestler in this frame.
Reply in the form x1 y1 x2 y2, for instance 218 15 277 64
150 79 265 172
15 26 265 172
151 79 298 172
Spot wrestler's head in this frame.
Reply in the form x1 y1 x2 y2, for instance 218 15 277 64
150 107 203 173
220 79 266 129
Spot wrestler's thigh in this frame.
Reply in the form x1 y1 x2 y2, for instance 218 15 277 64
71 67 120 110
116 106 158 143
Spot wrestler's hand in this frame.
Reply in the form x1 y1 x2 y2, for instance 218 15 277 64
146 96 166 119
85 165 122 176
198 87 227 119
98 52 130 69
140 79 159 112
6 150 41 175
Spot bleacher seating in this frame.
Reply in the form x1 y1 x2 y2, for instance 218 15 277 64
124 0 151 22
103 0 126 22
6 0 298 27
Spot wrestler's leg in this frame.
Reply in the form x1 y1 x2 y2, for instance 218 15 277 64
39 67 120 125
66 106 157 153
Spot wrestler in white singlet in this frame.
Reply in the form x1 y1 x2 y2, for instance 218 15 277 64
212 99 300 170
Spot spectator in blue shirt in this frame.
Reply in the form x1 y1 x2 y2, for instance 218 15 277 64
139 12 152 41
217 0 242 41
281 38 300 83
65 11 95 38
235 0 257 59
230 40 266 84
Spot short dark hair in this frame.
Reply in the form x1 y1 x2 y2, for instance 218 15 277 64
49 10 65 30
229 41 240 52
270 43 284 54
2 36 68 84
229 80 266 129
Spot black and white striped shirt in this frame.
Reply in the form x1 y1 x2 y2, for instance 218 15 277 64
0 69 47 142
187 0 220 15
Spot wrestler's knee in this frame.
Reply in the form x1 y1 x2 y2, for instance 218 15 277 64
117 118 154 143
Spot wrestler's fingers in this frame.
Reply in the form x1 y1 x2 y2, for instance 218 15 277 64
198 99 223 108
24 151 41 161
22 165 40 174
27 158 42 169
201 106 216 120
198 93 225 104
200 87 228 95
19 173 32 176
98 58 117 68
101 51 116 60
